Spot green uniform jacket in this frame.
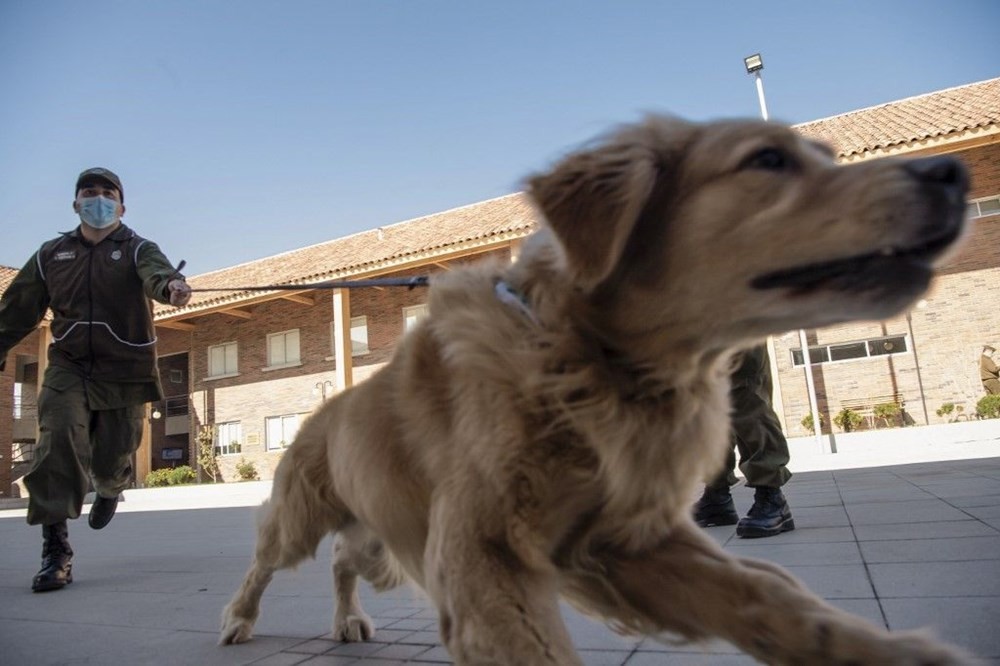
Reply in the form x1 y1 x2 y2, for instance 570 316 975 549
0 223 183 408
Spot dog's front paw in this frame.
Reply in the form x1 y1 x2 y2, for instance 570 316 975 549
333 613 375 642
219 610 255 645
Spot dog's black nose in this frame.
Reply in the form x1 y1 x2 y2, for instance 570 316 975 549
903 156 969 192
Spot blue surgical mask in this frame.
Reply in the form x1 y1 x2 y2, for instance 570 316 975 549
79 196 120 229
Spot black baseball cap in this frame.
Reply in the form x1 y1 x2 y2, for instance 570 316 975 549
76 167 124 202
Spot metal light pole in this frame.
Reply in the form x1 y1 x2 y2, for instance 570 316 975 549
743 53 826 453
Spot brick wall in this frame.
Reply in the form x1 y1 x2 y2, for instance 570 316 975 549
1 332 41 496
774 143 1000 434
187 250 510 481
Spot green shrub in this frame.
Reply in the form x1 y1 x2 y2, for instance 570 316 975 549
168 465 197 485
234 457 260 481
800 412 824 432
873 402 901 427
144 468 173 487
976 394 1000 419
144 465 196 488
834 407 864 433
936 402 955 418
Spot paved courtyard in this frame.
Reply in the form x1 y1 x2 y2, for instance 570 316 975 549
1 456 999 665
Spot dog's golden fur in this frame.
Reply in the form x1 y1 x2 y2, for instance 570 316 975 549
221 116 971 664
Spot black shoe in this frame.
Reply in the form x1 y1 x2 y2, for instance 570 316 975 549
693 486 739 527
736 487 795 538
32 521 73 592
88 493 120 530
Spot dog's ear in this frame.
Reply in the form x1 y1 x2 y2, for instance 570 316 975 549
527 138 658 289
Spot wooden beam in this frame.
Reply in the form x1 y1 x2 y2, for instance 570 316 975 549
282 292 315 306
222 307 253 320
157 320 196 331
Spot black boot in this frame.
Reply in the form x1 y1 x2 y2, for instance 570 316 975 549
32 521 73 592
736 487 795 538
693 486 739 527
88 493 120 530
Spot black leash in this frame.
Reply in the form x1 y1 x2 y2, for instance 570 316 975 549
173 259 430 293
186 276 430 293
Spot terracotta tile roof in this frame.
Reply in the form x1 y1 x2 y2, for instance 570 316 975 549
0 266 19 295
794 77 1000 159
166 193 538 316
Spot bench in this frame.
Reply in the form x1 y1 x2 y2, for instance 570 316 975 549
839 392 906 429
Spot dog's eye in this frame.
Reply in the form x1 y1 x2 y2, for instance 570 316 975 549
742 148 791 171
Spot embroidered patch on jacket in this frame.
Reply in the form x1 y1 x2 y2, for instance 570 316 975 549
111 250 122 261
54 251 76 261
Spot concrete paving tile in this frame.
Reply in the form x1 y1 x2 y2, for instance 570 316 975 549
859 536 1000 563
868 561 1000 597
920 481 1000 499
785 491 844 508
409 645 453 662
578 649 634 665
287 638 341 654
781 564 876 599
743 525 855 544
853 519 998 541
881 597 1000 659
362 629 415 643
845 498 970 525
727 540 862 566
949 494 1000 509
370 643 434 660
965 505 1000 520
382 617 437 631
839 487 935 504
396 630 442 645
249 652 313 665
296 656 359 665
786 504 851 528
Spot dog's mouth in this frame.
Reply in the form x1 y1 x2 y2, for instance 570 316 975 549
750 226 963 293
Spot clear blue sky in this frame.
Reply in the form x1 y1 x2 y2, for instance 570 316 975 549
2 1 998 276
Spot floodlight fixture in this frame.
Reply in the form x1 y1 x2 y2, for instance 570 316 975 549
744 53 764 74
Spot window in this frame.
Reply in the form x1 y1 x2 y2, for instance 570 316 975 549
208 342 238 377
267 329 301 368
967 195 1000 219
266 414 300 450
169 368 184 384
790 345 830 366
403 304 429 332
350 316 369 356
329 316 370 357
215 421 242 456
791 335 908 367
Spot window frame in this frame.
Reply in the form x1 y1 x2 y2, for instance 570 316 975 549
402 304 429 332
791 334 909 367
215 421 243 457
266 329 301 369
265 413 301 451
207 341 238 378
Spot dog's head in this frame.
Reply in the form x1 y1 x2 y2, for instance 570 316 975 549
527 115 970 350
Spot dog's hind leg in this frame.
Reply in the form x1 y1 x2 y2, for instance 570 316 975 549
569 521 969 665
220 440 348 645
331 523 407 641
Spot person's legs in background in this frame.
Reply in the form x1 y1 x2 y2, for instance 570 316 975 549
694 344 795 538
88 403 144 529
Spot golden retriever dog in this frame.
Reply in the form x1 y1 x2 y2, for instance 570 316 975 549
220 116 971 664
